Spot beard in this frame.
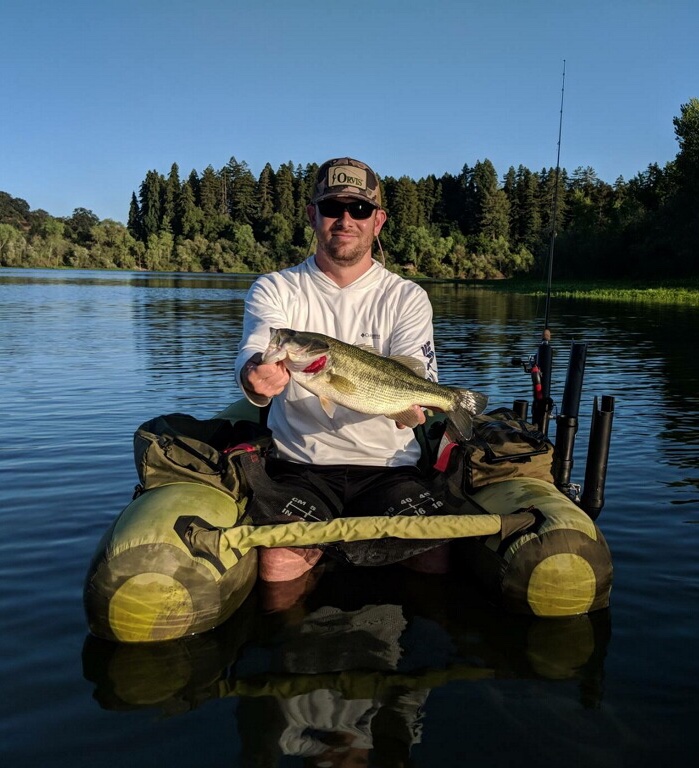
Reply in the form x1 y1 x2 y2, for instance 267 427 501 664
323 241 367 266
317 229 374 267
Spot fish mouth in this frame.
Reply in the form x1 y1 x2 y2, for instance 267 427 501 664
262 328 289 364
261 345 285 364
263 328 330 366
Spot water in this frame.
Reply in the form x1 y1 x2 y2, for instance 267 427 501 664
1 269 698 767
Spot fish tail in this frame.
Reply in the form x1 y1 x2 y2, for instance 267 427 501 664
447 389 489 441
458 388 488 416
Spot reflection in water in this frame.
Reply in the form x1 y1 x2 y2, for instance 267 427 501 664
0 268 256 292
83 563 610 766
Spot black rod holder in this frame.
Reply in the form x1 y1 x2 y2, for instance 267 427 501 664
551 342 587 488
538 340 553 404
561 341 587 418
531 340 554 434
580 395 615 520
513 399 529 420
552 415 578 488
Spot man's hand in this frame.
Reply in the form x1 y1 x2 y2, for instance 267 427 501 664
395 405 427 429
241 353 290 398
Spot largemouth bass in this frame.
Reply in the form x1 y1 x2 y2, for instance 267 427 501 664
262 328 488 440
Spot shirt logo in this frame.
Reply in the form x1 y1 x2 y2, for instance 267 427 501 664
422 341 437 381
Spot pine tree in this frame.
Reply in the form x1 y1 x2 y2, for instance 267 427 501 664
514 166 541 251
672 97 699 211
472 160 510 240
161 163 181 233
416 175 439 226
538 167 567 246
255 163 275 234
225 157 257 225
434 172 463 233
458 164 478 235
292 163 317 246
175 180 201 239
567 167 614 232
199 165 221 222
502 166 517 239
390 176 421 230
187 170 201 207
139 170 164 240
273 162 296 226
127 192 142 240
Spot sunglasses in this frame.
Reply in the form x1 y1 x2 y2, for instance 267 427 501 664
316 199 377 220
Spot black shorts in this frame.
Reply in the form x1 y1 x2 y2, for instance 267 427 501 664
245 458 454 567
263 458 447 521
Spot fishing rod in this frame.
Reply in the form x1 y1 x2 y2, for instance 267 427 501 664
509 62 615 517
541 62 581 487
526 61 567 435
544 62 616 515
544 59 566 334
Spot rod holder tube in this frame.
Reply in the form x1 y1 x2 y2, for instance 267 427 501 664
580 395 615 520
532 341 554 435
561 341 587 418
537 341 553 402
551 341 587 486
532 396 553 435
513 399 529 420
552 415 578 488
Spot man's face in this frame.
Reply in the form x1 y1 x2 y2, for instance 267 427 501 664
308 196 386 267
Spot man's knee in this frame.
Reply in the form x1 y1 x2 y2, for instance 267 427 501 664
257 546 324 582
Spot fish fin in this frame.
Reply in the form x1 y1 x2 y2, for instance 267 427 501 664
446 409 475 441
387 355 426 377
387 408 422 428
327 374 358 395
319 396 337 418
447 390 489 441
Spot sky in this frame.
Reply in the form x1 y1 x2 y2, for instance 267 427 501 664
1 0 697 223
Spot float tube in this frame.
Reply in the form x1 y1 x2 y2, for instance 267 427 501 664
84 400 613 643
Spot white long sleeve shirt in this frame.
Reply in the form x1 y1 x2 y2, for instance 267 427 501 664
234 256 438 467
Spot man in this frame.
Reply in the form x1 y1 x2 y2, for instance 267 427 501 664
235 157 448 583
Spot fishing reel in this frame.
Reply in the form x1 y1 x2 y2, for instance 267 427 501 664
510 354 537 373
510 354 546 402
508 349 554 435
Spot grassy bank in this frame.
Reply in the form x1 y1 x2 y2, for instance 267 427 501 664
480 277 699 305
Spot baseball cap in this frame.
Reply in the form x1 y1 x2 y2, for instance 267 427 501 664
310 157 382 207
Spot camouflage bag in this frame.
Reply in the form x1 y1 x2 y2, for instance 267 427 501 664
133 413 272 500
434 408 554 495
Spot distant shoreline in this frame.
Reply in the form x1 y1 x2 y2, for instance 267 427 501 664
3 265 698 305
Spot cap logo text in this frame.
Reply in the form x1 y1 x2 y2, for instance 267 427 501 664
328 166 367 190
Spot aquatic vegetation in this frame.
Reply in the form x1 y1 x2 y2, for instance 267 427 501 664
482 278 699 306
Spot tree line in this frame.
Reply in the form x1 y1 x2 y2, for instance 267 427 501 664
2 99 698 280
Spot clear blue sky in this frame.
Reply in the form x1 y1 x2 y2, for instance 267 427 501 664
1 0 696 223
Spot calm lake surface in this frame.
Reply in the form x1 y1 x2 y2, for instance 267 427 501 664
1 268 698 767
